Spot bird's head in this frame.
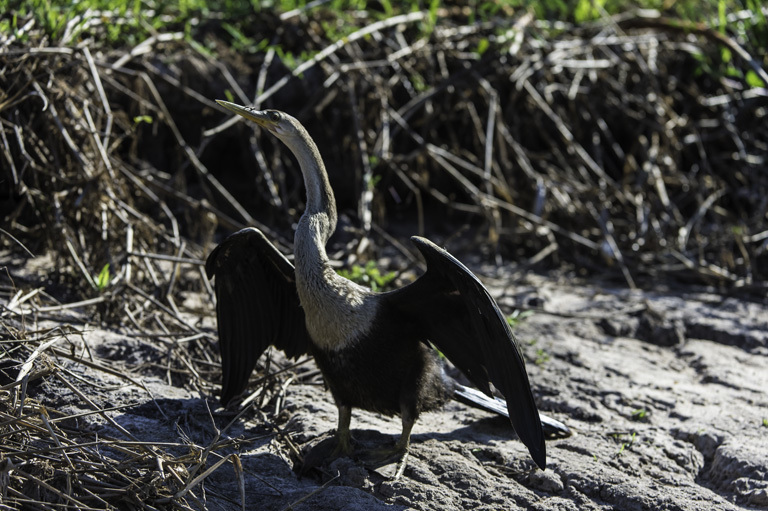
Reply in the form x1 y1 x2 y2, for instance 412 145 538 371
216 100 303 142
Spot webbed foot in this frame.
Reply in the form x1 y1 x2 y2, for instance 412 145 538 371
300 434 355 474
360 440 410 480
300 405 354 474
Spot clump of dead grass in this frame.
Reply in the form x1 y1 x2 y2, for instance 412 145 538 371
0 289 309 509
1 321 215 509
2 9 767 294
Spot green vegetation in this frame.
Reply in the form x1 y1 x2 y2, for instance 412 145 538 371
3 0 764 90
533 348 550 366
95 263 111 292
631 408 648 422
522 338 549 366
132 115 153 128
337 260 397 292
611 431 638 456
506 309 533 328
616 431 637 456
3 0 766 58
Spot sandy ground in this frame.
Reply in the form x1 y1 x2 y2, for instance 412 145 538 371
5 259 768 510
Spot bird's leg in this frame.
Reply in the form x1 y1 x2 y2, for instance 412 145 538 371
361 407 415 480
394 410 414 455
391 412 414 480
331 404 353 457
298 405 353 474
300 405 354 473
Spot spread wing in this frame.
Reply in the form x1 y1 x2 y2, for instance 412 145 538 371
384 236 546 468
205 228 310 404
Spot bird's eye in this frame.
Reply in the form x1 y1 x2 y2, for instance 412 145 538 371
268 111 281 122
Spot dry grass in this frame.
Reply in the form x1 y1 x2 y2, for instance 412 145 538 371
1 6 767 509
1 320 216 509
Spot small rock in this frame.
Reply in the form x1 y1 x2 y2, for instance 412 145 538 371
528 469 565 494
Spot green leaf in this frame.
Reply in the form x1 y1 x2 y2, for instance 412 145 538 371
717 0 727 34
506 309 534 328
96 264 110 291
423 0 440 35
367 172 382 190
133 115 153 126
746 70 766 88
574 0 592 23
720 47 732 64
477 38 489 55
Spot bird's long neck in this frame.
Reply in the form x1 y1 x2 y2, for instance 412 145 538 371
283 128 337 265
282 122 375 351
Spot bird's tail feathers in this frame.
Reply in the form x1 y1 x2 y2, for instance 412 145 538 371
453 384 572 439
454 384 509 416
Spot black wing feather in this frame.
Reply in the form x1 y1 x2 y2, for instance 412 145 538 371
386 236 546 469
205 228 310 404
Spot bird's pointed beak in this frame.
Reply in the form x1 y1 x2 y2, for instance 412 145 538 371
216 100 274 129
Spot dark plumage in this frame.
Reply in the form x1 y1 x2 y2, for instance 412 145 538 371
206 102 568 472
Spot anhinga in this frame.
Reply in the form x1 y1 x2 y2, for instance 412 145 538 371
207 101 568 473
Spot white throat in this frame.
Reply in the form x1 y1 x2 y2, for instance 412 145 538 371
293 214 376 351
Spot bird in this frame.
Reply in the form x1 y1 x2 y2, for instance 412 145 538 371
206 101 568 474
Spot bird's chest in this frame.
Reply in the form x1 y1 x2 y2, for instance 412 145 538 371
295 269 376 351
